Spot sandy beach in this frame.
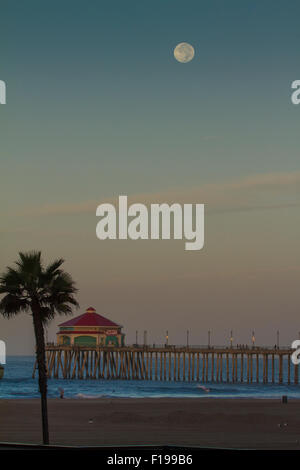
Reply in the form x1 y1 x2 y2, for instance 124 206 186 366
0 398 299 449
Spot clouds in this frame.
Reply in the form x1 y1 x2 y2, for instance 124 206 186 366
17 170 300 218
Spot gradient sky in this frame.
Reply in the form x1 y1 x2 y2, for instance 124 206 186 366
0 0 300 354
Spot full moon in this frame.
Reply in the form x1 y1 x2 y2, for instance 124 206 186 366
174 42 195 63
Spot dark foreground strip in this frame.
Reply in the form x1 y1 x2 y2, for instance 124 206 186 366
0 442 297 464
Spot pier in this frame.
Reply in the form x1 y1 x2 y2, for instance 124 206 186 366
33 345 299 385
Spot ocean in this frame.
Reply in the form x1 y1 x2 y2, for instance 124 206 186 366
0 356 300 400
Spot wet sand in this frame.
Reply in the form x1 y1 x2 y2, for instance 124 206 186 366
0 398 300 449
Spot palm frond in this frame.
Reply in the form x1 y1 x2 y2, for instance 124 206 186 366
16 251 42 271
0 294 30 317
44 258 64 276
12 251 43 294
1 251 79 323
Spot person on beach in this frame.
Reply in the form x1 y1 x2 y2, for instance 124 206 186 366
59 388 64 399
197 385 210 393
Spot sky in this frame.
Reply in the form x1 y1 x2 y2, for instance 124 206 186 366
0 0 299 354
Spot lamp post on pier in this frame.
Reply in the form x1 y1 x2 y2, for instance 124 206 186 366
165 331 169 346
230 330 233 348
252 331 255 348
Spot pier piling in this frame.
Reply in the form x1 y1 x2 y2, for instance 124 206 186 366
37 345 295 385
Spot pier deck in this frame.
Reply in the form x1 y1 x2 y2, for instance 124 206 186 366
31 345 299 385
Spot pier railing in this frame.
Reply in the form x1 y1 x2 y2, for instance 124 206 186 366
36 344 298 385
46 343 292 351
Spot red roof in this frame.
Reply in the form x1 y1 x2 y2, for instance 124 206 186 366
58 330 120 335
59 307 121 328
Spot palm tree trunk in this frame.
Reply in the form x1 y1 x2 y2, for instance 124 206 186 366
32 304 49 445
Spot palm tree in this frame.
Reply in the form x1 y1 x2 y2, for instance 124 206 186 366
0 251 78 444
